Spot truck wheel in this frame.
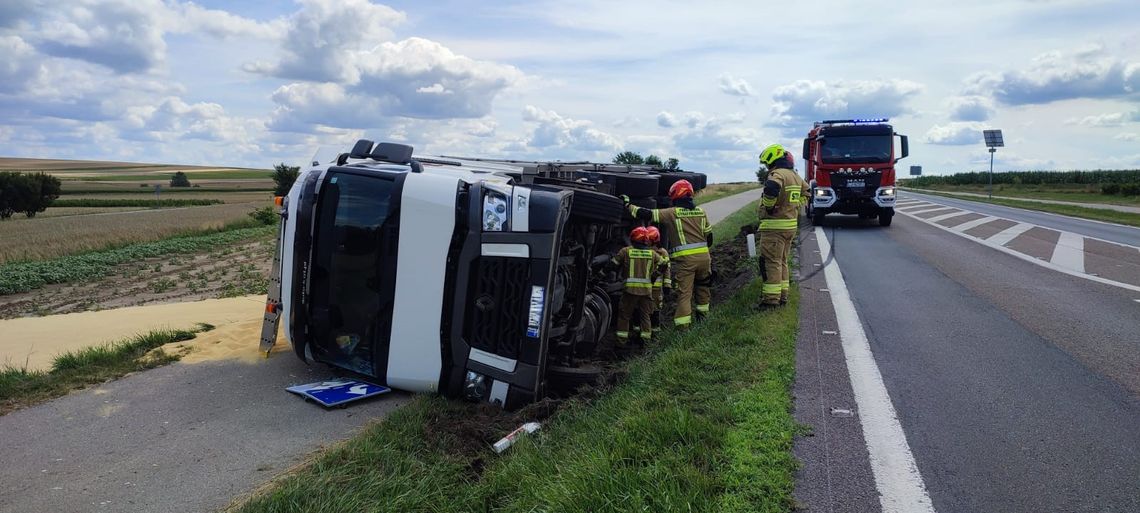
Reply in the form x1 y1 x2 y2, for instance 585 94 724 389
595 172 658 198
655 172 706 195
546 364 603 395
878 213 893 227
811 212 826 226
569 189 625 224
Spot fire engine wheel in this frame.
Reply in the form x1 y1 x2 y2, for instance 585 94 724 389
879 213 893 227
546 364 604 395
811 212 826 226
568 188 625 224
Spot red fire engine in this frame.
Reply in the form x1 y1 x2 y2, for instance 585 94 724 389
802 118 909 226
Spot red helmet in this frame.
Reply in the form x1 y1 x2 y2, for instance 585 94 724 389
630 226 651 244
644 225 661 244
668 179 694 200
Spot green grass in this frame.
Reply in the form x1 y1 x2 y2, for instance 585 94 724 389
905 183 1140 206
0 223 277 294
51 198 224 208
232 201 799 513
713 199 760 246
695 182 760 206
0 326 211 415
71 170 272 181
910 190 1140 227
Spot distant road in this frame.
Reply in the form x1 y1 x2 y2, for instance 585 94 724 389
905 188 1140 214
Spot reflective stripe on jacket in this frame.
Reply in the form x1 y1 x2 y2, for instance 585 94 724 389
759 167 808 231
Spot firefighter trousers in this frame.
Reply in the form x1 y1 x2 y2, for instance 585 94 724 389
616 292 654 344
759 229 795 305
672 253 711 326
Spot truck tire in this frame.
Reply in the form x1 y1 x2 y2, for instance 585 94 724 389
595 172 658 198
655 172 706 195
568 188 625 224
546 364 603 395
878 212 893 227
811 211 826 226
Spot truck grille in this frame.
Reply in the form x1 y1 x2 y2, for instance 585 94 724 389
833 173 881 198
468 257 530 359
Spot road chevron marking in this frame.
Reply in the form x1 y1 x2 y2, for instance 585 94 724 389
987 222 1034 247
896 203 1140 294
816 226 937 513
925 211 970 224
1051 231 1085 273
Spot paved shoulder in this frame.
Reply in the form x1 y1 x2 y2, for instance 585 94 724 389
702 188 762 225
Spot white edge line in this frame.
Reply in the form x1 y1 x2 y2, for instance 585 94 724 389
897 210 1140 293
816 226 937 513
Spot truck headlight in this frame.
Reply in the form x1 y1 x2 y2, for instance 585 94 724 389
815 188 833 198
879 187 895 196
482 190 510 231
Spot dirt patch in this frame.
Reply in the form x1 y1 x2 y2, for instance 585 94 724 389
0 235 275 319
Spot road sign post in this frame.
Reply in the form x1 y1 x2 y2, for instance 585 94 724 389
983 129 1004 199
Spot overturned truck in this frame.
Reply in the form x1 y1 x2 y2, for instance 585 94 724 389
261 140 706 409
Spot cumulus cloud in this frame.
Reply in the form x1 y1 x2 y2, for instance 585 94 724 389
657 111 677 128
948 95 995 122
267 38 524 131
0 35 40 94
521 105 621 151
924 122 986 145
718 74 753 97
244 0 405 83
672 111 757 151
121 97 257 143
768 79 923 130
1064 112 1135 127
963 45 1140 105
1114 133 1138 142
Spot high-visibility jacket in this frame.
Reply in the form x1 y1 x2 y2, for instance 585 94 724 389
652 246 671 291
629 205 712 258
612 246 667 296
759 167 808 231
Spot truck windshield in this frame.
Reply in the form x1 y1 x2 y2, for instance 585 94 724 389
820 136 893 164
309 170 400 377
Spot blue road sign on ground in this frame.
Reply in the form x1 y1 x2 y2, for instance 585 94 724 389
286 379 391 407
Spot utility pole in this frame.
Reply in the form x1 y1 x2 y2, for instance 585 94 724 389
983 129 1004 199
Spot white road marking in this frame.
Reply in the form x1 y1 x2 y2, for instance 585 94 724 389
1050 232 1086 273
816 226 937 513
951 215 998 232
901 206 955 216
898 208 1140 294
925 211 970 224
987 223 1034 247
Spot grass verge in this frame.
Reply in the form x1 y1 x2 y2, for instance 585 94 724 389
0 324 212 415
0 223 277 294
910 190 1140 227
232 202 799 513
902 183 1140 207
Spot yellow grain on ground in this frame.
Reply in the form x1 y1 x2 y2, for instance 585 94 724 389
0 201 270 263
0 295 268 372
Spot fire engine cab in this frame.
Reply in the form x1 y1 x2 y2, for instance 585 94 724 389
802 118 908 226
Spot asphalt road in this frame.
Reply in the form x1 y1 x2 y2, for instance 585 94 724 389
0 188 760 513
793 198 1140 512
905 190 1140 247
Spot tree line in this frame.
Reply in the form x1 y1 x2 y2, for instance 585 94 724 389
0 172 62 219
612 151 681 170
905 169 1140 187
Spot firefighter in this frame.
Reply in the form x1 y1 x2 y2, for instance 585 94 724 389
612 226 667 348
757 144 809 308
645 225 671 338
624 179 713 328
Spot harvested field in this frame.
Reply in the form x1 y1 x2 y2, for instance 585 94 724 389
62 191 272 203
0 232 276 318
0 201 272 263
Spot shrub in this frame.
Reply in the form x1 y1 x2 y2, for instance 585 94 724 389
272 163 301 196
1121 184 1140 196
0 171 61 219
1102 183 1121 195
247 206 279 226
170 171 192 187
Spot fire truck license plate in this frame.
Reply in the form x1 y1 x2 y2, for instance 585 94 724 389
847 179 865 188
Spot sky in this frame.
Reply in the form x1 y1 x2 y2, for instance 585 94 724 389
0 0 1137 182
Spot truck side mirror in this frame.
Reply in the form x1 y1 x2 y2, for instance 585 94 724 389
802 139 810 163
898 135 909 161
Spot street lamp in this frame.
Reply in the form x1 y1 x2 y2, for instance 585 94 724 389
983 129 1004 199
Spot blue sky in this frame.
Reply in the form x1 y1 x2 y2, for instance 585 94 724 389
0 0 1137 181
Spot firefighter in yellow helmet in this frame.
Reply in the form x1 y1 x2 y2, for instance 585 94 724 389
757 144 808 308
624 179 713 327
